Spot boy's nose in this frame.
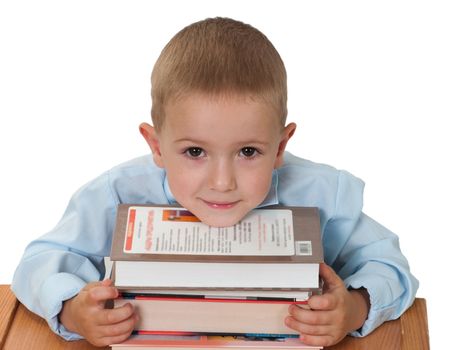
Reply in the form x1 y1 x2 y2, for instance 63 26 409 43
208 160 237 192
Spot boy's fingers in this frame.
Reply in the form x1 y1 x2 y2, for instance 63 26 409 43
82 279 113 292
82 281 104 291
99 312 138 337
86 286 119 304
299 333 336 348
285 315 330 335
319 263 343 291
306 294 336 311
100 279 113 287
91 312 138 347
97 330 134 347
97 303 136 325
287 305 331 325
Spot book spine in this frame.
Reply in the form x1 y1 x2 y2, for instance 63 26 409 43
119 293 308 305
132 330 300 339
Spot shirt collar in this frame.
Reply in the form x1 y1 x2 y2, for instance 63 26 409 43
162 170 279 208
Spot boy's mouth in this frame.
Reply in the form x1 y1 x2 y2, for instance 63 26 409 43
201 199 240 209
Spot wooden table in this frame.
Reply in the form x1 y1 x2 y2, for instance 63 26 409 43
0 285 429 349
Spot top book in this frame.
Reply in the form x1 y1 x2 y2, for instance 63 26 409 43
110 204 323 290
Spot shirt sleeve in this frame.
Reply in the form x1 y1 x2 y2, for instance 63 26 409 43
11 172 118 340
323 171 419 337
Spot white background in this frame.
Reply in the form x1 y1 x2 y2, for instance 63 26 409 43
1 0 466 348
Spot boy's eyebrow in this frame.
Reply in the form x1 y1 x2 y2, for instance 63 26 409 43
173 138 209 144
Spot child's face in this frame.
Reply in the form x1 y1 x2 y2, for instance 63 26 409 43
141 93 295 227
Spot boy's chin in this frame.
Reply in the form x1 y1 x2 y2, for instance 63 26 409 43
194 211 245 228
199 216 241 228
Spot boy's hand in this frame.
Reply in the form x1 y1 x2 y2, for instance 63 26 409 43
59 279 138 347
285 264 370 347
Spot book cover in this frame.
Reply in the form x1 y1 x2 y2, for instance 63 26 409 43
111 204 322 264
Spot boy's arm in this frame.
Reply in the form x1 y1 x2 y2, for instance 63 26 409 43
332 212 419 337
320 170 419 337
11 172 117 340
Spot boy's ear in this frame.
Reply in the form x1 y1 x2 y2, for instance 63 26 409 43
139 122 164 167
274 122 296 169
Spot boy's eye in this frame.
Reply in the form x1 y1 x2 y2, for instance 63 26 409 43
185 147 204 158
240 147 258 158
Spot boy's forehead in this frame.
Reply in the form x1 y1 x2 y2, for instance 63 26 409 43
161 93 282 141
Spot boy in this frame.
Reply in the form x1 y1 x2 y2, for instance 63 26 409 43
12 17 418 347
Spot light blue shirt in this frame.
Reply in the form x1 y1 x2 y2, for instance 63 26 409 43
11 152 418 340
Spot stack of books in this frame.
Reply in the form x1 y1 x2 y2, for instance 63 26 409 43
110 204 323 349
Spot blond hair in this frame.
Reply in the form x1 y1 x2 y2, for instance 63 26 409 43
150 17 287 130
